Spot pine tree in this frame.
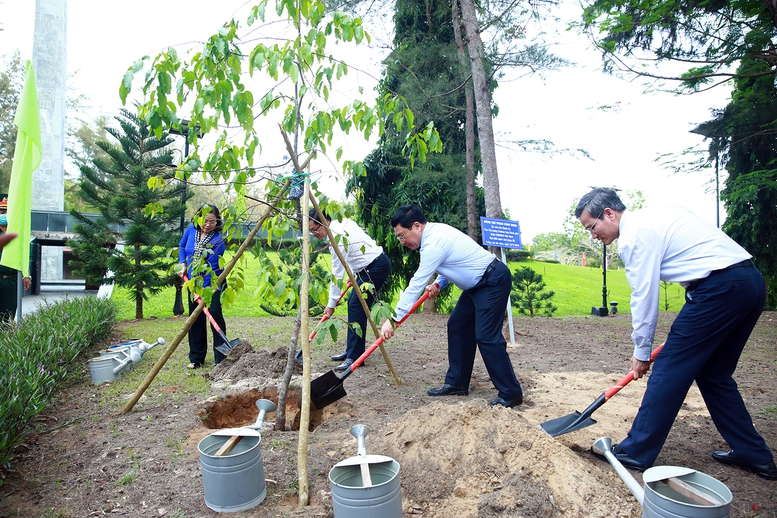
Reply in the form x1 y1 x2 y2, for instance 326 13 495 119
510 266 557 317
68 109 187 319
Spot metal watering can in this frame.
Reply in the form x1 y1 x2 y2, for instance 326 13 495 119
592 437 732 517
111 337 165 375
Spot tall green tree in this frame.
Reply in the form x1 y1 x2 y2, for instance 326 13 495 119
0 51 24 192
348 0 485 297
68 109 187 319
579 0 777 92
694 58 777 308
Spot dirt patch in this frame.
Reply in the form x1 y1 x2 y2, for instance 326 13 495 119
0 311 775 517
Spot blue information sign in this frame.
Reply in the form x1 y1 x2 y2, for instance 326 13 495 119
480 217 522 249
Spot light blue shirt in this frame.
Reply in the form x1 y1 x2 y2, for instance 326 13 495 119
394 222 495 320
618 206 751 360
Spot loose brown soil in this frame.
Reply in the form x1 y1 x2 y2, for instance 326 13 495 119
1 311 775 517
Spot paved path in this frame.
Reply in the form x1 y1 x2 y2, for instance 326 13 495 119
21 286 97 317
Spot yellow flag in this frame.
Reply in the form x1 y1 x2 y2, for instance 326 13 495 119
0 60 42 276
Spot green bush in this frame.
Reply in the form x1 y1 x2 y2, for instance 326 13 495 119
0 296 117 476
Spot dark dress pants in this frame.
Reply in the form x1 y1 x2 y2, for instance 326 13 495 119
620 264 772 466
445 261 523 401
344 253 391 360
188 289 227 366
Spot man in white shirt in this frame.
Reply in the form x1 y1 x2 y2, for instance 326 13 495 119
380 203 523 408
308 208 391 371
577 187 776 480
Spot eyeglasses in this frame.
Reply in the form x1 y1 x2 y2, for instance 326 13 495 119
395 229 409 242
309 223 322 235
584 210 604 234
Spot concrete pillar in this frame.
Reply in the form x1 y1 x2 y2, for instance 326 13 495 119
32 0 67 280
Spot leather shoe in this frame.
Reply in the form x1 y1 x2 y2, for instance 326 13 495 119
712 450 777 480
295 349 303 364
334 358 356 372
489 395 522 408
591 443 648 472
331 352 347 362
427 384 468 396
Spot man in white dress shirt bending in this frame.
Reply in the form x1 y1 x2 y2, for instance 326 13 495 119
577 187 775 480
380 203 523 408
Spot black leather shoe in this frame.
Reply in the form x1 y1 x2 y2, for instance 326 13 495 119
591 443 648 472
489 395 522 408
331 352 347 362
334 358 356 372
712 450 777 480
295 349 303 364
427 384 468 396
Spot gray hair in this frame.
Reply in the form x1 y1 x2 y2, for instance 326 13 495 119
574 188 626 220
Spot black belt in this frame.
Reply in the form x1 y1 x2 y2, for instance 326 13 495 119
722 259 753 270
686 259 754 291
476 258 500 285
359 253 385 274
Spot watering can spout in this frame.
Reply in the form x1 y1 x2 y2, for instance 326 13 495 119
592 437 644 505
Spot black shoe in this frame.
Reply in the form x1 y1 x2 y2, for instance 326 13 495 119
427 384 468 396
712 450 777 480
295 349 303 364
331 352 347 362
489 395 522 408
334 358 356 372
591 443 649 472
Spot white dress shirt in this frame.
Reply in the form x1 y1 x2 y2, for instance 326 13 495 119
618 206 751 360
326 218 384 307
394 222 495 320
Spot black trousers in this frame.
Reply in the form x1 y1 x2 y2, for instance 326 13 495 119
620 263 772 466
445 260 523 400
187 289 227 365
344 253 392 360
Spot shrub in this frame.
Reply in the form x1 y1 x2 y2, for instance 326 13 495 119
510 266 558 317
0 296 117 476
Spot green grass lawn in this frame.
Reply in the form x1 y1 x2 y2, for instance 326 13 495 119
110 257 687 321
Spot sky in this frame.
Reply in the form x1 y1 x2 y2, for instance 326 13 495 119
0 0 731 244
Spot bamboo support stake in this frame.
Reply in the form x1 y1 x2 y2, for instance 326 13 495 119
296 162 312 507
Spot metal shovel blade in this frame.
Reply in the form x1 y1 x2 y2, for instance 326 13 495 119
540 412 598 437
215 338 243 356
310 370 347 410
539 393 605 437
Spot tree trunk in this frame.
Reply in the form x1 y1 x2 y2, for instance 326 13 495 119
459 0 502 220
452 0 478 240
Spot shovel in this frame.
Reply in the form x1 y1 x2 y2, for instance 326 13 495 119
540 343 664 437
211 399 277 456
309 280 353 341
309 287 434 410
182 273 242 356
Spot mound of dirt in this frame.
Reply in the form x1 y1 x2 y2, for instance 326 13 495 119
372 400 640 517
210 341 302 383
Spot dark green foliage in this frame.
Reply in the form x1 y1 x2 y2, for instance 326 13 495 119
349 0 487 300
0 296 117 475
68 109 188 319
693 58 777 308
510 266 557 316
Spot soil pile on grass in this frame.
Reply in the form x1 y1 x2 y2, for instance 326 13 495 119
372 400 641 517
209 341 301 384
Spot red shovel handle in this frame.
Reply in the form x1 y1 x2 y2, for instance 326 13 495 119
309 280 353 341
348 285 436 372
603 342 664 400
